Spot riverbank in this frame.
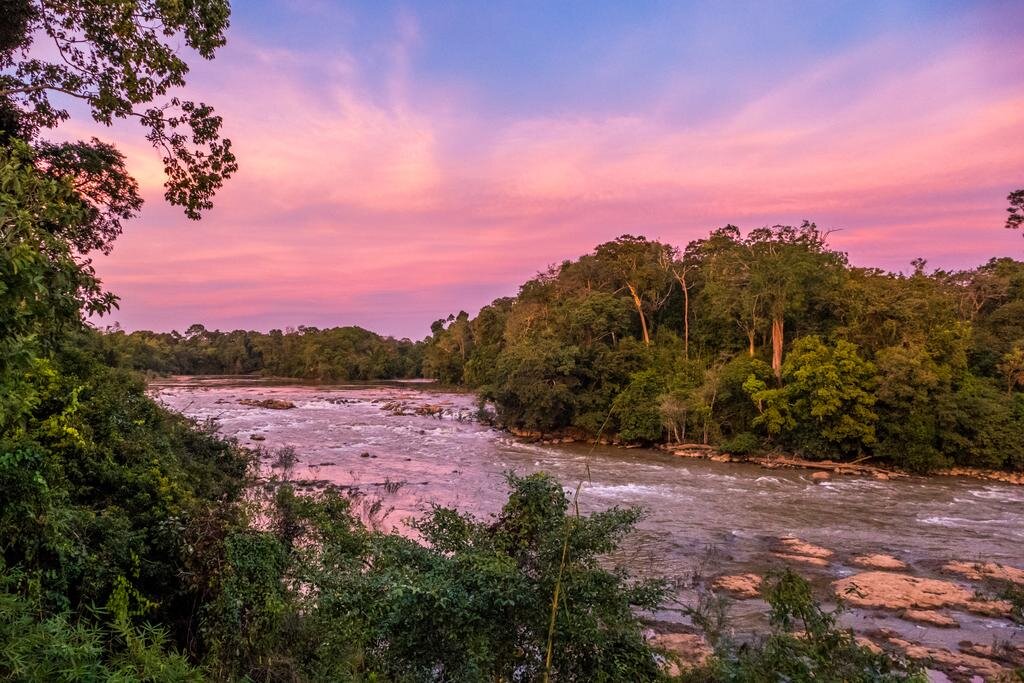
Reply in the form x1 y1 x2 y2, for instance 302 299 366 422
503 425 1024 486
660 443 1024 486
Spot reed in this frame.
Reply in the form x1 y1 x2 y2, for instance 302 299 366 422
541 413 611 682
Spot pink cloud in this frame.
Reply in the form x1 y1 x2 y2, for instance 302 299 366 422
87 30 1024 337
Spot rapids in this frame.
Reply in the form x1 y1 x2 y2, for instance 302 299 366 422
154 377 1023 665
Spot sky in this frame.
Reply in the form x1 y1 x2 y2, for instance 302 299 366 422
72 0 1024 339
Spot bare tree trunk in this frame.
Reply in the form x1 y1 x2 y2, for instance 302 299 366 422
671 269 691 359
682 274 690 359
627 283 651 346
747 330 755 357
771 317 784 382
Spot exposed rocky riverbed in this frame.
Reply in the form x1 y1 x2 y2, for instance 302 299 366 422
153 377 1024 681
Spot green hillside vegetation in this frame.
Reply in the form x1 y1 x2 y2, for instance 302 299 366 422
423 229 1024 472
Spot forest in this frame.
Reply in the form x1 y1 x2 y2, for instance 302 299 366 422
104 229 1024 474
99 324 423 380
422 229 1024 473
0 0 1018 680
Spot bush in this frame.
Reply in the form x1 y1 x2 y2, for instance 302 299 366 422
0 333 252 652
686 570 925 682
0 568 201 682
206 472 669 682
614 369 667 443
720 432 761 456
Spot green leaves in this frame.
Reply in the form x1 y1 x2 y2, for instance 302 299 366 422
688 570 926 682
746 336 878 458
1 0 236 219
1006 188 1024 232
613 369 666 443
0 141 115 410
202 471 666 681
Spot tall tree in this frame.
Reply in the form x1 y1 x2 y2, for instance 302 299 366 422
689 225 764 358
664 252 695 358
592 235 674 347
745 223 848 382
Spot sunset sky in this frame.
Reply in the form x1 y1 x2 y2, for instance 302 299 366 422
80 0 1024 339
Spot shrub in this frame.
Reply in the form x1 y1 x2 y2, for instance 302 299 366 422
720 432 761 456
686 570 925 682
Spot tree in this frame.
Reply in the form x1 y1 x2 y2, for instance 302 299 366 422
744 223 848 382
612 369 665 443
872 343 954 472
0 140 113 428
689 225 764 358
998 345 1024 396
593 235 675 346
693 223 848 381
665 254 695 358
745 336 878 458
0 0 236 220
1006 188 1024 232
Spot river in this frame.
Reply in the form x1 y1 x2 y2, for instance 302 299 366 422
153 377 1023 675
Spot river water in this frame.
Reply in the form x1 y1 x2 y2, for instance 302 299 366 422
154 377 1023 665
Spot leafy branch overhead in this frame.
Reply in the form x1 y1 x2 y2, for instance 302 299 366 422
0 0 236 223
1007 189 1024 233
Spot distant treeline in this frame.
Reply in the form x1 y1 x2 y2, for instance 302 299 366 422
98 324 423 380
422 224 1024 473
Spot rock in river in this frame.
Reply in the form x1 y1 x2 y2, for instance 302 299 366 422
772 536 834 566
850 553 908 571
239 398 296 410
943 560 1024 585
712 573 763 599
832 571 1012 617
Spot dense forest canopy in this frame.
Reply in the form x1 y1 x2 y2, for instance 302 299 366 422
422 225 1024 473
99 323 423 380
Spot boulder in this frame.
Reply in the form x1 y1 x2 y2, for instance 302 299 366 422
239 398 296 410
850 553 908 571
648 632 712 676
959 641 1024 669
833 571 1012 617
881 633 1008 680
901 609 959 628
943 560 1024 586
778 536 833 559
773 553 830 567
712 573 763 599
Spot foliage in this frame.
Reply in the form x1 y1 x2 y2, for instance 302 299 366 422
685 570 926 682
0 570 202 682
0 0 236 219
204 470 669 682
614 369 666 442
744 336 878 458
1007 188 1024 232
423 226 1024 472
720 432 760 456
0 334 252 636
98 323 424 380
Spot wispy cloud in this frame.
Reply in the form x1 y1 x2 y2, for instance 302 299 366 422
91 6 1024 336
